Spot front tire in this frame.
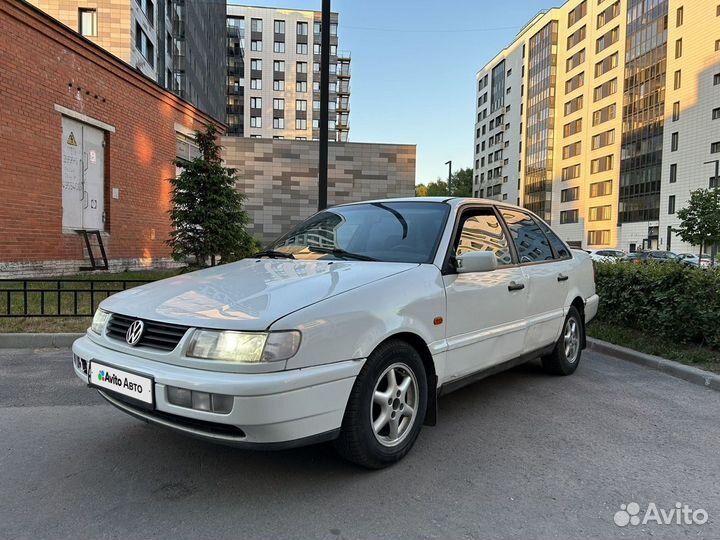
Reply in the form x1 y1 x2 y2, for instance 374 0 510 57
541 306 583 376
334 340 427 469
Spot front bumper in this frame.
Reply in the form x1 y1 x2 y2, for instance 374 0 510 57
72 336 364 447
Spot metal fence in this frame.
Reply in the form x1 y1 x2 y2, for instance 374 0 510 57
0 279 153 317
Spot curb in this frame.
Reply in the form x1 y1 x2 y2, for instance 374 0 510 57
0 333 83 349
587 337 720 392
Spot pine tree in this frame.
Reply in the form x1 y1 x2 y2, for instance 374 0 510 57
167 125 255 266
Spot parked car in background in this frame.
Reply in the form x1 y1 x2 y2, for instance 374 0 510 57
72 197 598 468
589 249 626 263
676 253 713 268
624 250 680 264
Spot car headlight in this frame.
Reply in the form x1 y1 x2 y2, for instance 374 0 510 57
90 309 110 334
186 330 301 363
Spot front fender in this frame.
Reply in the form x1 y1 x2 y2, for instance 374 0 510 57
271 265 447 374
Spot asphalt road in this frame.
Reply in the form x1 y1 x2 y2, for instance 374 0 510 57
1 347 718 540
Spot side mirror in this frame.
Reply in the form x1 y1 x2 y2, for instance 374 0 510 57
456 251 497 273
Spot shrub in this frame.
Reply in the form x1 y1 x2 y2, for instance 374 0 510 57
593 261 720 349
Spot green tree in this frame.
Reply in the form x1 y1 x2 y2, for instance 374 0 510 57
168 125 255 266
675 187 720 258
450 167 473 197
415 184 429 197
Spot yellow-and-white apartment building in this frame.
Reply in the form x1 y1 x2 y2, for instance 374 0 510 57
473 0 720 252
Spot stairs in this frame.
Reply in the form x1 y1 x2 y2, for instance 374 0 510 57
75 230 109 271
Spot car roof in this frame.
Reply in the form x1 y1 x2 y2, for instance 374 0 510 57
336 197 526 211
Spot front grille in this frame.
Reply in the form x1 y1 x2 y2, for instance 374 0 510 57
106 313 188 352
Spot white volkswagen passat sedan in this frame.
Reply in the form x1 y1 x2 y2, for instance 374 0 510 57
73 198 598 468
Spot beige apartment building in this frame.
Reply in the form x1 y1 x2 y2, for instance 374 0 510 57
474 0 720 252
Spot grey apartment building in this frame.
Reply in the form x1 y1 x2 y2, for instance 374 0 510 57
226 4 351 141
474 0 720 253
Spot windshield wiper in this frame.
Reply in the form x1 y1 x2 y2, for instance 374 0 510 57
256 250 295 259
308 246 376 261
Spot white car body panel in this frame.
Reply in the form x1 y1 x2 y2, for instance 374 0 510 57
72 197 599 448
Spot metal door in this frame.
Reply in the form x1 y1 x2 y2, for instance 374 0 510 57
61 117 105 231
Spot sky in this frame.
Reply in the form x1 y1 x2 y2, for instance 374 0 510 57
229 0 553 184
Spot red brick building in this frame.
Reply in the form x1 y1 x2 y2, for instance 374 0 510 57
0 0 223 276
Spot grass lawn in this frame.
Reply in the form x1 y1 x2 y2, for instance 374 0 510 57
587 320 720 374
0 269 183 333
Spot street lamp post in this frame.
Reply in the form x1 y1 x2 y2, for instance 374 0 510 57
318 0 331 211
445 160 452 196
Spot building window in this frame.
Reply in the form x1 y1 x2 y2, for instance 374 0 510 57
592 129 615 149
590 180 612 197
296 99 307 111
251 40 262 52
711 142 720 153
296 81 307 92
564 95 584 115
296 118 307 130
568 0 587 26
561 186 580 202
273 98 284 110
714 73 720 85
716 39 720 51
134 23 154 67
314 21 321 34
78 8 97 37
273 41 285 53
567 25 586 49
274 20 285 33
250 116 262 128
668 195 676 215
595 26 619 53
670 164 677 183
296 43 308 55
592 103 616 125
250 97 262 109
593 77 617 101
330 22 338 36
273 118 284 129
560 209 579 224
589 205 611 221
565 72 585 93
591 154 614 173
273 79 285 91
250 58 262 71
297 21 308 35
563 118 583 137
250 78 262 90
713 107 720 120
251 18 262 32
587 230 610 245
674 70 681 89
596 1 620 29
675 38 683 59
562 164 581 181
313 43 321 55
676 6 683 27
672 101 680 121
562 141 582 159
594 51 618 77
273 60 285 72
296 62 308 74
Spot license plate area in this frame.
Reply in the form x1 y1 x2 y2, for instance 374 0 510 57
88 361 154 410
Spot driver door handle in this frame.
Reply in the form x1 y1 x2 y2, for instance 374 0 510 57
508 281 525 291
557 274 569 282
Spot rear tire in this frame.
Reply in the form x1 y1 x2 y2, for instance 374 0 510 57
334 340 427 469
541 306 583 376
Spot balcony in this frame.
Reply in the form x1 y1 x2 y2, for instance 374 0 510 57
337 65 351 78
336 50 351 61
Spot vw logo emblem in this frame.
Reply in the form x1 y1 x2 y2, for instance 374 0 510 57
125 320 144 346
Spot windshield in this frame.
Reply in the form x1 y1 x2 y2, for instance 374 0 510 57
266 202 450 263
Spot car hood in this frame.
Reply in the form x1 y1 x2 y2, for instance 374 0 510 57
100 259 418 330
